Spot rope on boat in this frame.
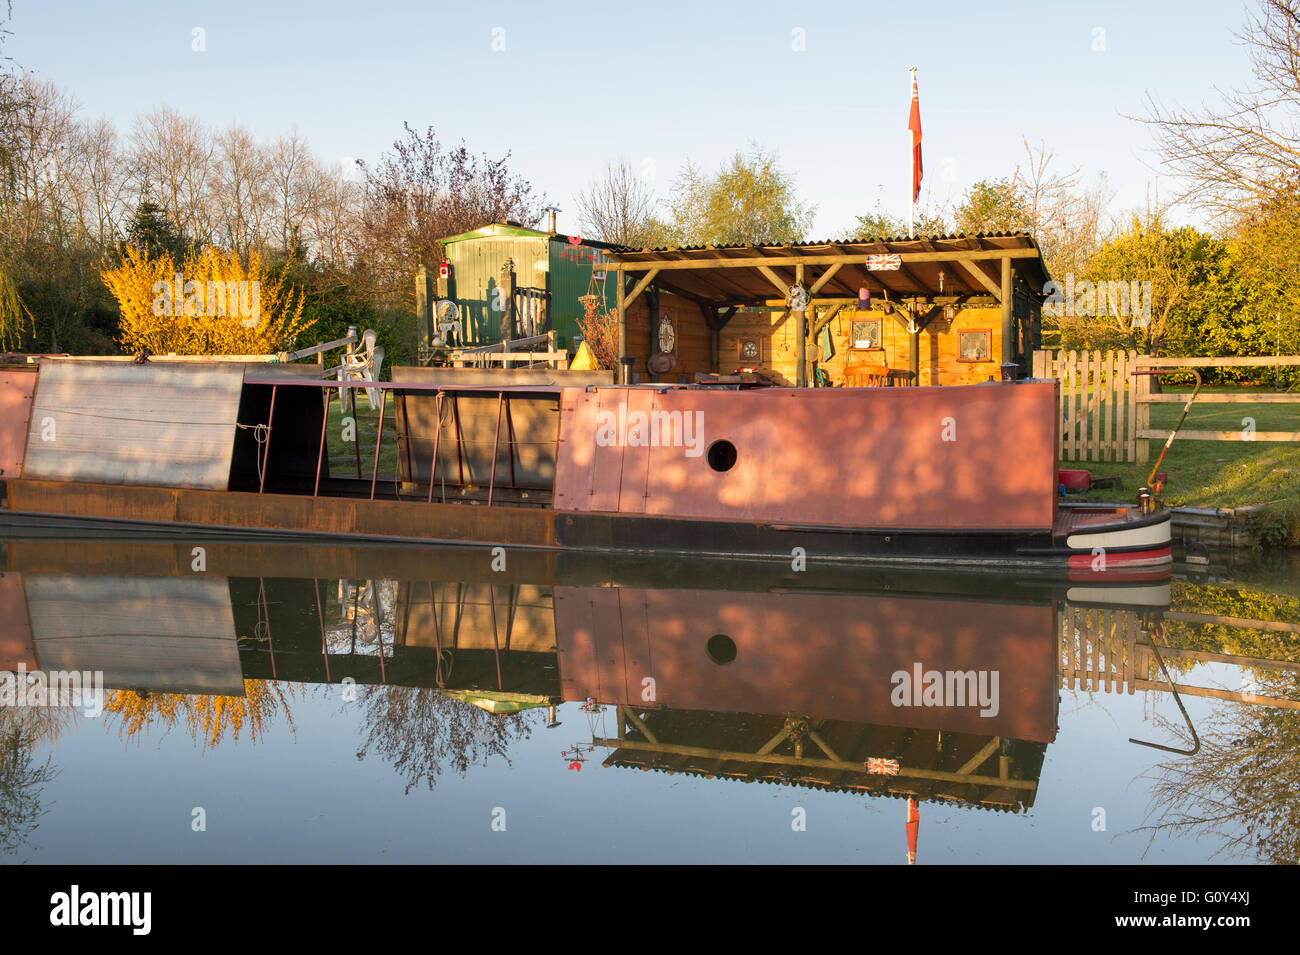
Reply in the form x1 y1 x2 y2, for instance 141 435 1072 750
235 422 272 485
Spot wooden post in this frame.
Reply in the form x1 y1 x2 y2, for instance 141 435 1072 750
1000 257 1014 366
1126 349 1138 462
1135 357 1151 464
616 272 627 365
416 265 433 363
795 263 806 387
909 311 920 384
647 286 659 381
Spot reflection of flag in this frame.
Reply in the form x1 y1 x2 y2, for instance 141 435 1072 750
865 757 900 775
908 69 923 202
906 798 920 865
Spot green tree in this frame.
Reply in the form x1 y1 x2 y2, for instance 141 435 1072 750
849 204 948 240
1083 213 1219 355
953 177 1033 234
121 199 190 263
667 144 814 246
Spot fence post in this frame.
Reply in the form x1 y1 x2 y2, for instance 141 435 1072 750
1135 356 1150 464
1066 350 1077 461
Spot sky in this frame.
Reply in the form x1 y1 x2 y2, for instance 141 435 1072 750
7 0 1259 239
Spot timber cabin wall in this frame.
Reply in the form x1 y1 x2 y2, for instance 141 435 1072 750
623 289 713 383
717 306 1010 386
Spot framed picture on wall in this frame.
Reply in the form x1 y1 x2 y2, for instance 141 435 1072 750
737 337 761 362
851 319 881 349
958 329 992 362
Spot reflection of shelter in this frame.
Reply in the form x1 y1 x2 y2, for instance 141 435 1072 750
599 707 1044 812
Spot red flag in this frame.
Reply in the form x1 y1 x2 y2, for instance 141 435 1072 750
908 69 923 203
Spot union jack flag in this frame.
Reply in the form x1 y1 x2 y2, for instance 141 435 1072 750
865 757 900 775
866 254 901 271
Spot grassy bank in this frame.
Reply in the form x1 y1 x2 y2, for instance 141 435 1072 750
1063 389 1300 547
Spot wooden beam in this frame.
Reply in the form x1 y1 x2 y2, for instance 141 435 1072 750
811 303 844 337
1135 355 1300 368
756 264 791 297
1163 611 1300 634
620 706 659 744
956 737 1001 776
624 267 660 307
956 258 1002 298
1137 429 1300 442
807 262 843 297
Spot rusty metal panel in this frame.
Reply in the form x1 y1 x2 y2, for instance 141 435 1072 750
25 574 244 694
0 370 35 479
553 388 597 513
555 587 1058 743
5 480 557 548
0 571 35 671
22 360 244 490
556 382 1058 531
616 389 655 514
398 390 559 489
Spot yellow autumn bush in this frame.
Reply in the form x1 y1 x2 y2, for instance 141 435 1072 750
102 245 313 356
104 680 298 748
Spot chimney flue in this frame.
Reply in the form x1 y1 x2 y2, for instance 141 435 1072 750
544 206 559 234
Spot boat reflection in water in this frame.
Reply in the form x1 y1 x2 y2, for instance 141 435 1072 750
2 538 1294 862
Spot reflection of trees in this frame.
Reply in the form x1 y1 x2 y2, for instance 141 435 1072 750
104 680 298 749
356 686 538 794
0 706 72 860
1138 673 1300 863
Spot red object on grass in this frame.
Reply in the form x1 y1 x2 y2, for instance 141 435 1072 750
1058 469 1090 491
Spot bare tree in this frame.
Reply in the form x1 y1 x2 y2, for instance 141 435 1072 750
129 105 215 244
356 122 545 304
210 123 268 255
306 160 362 268
574 157 661 247
267 127 315 254
1140 0 1300 218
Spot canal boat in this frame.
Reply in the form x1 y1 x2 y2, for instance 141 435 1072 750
0 359 1170 575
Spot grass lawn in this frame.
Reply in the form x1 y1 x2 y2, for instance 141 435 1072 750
1062 387 1300 546
324 389 401 478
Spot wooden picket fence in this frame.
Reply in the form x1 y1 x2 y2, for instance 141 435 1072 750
1032 349 1142 462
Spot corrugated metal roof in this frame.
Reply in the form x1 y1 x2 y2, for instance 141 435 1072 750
590 233 1050 305
606 230 1041 255
440 220 624 251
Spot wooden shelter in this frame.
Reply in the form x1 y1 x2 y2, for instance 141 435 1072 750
601 232 1050 387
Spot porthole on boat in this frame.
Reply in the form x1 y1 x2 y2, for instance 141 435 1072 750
707 440 737 472
706 634 737 664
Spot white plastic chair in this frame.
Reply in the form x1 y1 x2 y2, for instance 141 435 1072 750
336 329 383 411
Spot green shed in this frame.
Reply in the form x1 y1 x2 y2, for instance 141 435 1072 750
433 220 622 352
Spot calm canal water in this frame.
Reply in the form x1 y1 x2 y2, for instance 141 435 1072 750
2 537 1297 864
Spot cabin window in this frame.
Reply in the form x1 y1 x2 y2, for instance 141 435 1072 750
851 319 882 350
958 329 992 362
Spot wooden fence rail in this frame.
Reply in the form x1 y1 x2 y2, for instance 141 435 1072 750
1033 350 1300 463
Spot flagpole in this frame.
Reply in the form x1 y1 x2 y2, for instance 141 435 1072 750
908 66 917 238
